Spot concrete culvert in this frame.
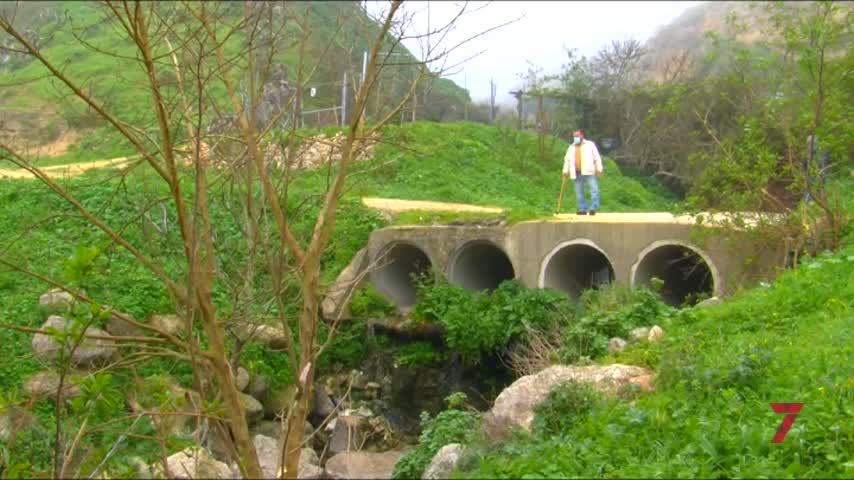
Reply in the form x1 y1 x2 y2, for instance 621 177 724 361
633 243 714 307
541 241 614 298
371 243 432 311
448 241 515 292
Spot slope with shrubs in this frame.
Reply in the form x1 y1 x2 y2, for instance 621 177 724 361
452 242 853 478
0 121 675 394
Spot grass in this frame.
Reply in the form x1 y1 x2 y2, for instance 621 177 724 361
455 244 854 478
0 121 675 475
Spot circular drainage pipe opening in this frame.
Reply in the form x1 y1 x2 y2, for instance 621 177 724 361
448 241 515 292
633 243 714 307
371 243 432 310
541 242 614 298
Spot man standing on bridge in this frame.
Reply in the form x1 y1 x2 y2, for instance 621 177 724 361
562 129 603 215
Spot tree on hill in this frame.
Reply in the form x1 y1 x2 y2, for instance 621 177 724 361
0 1 496 477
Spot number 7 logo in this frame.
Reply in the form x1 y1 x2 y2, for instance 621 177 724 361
770 403 804 443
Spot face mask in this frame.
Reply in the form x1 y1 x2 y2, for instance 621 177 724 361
573 136 581 145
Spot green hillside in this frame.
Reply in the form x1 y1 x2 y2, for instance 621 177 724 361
0 1 469 147
0 121 674 384
455 241 854 478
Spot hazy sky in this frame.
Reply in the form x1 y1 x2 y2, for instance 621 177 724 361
367 1 701 105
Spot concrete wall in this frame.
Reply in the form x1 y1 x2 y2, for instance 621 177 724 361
364 219 784 309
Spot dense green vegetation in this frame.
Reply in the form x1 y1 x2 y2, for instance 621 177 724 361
0 120 677 475
453 244 854 478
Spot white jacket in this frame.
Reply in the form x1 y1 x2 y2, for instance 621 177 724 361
562 140 603 179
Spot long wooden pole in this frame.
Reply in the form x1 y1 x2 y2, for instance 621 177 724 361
556 175 567 214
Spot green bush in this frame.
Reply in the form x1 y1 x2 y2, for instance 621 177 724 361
532 381 603 437
559 287 672 364
458 247 854 478
349 284 397 318
394 341 445 367
411 278 566 363
391 396 481 479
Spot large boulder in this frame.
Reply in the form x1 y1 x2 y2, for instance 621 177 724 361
321 248 368 321
312 386 336 419
38 288 73 313
245 324 289 349
32 315 116 367
608 337 628 354
647 325 664 342
328 413 367 454
483 364 655 437
240 392 265 426
235 367 250 392
325 450 407 480
149 314 186 337
252 434 323 479
251 420 314 444
247 374 269 401
105 311 143 338
628 327 651 342
422 443 465 480
24 370 82 400
153 447 233 479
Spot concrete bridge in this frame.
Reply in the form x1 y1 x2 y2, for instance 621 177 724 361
324 213 785 318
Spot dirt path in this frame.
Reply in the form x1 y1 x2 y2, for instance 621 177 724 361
0 157 132 180
361 197 504 214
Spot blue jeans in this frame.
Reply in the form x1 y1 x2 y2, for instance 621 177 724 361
574 175 599 212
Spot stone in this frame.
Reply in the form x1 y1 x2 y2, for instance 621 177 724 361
628 327 651 342
240 392 265 426
253 434 322 479
422 443 464 480
0 406 38 442
349 369 367 390
105 311 143 337
149 314 185 337
248 324 290 349
312 385 337 419
482 364 655 437
236 367 250 392
251 420 314 443
248 374 269 401
321 248 368 321
38 288 73 313
325 450 407 480
32 315 116 367
695 296 722 308
24 370 82 400
647 325 664 342
153 447 232 479
608 337 628 354
329 414 366 454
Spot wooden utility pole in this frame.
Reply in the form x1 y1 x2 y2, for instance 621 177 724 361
489 78 497 124
464 73 468 121
537 93 545 160
340 71 347 126
510 89 523 130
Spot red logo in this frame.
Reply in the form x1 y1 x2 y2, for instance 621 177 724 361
770 403 804 443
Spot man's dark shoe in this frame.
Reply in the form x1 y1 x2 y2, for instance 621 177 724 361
589 210 597 216
576 211 587 215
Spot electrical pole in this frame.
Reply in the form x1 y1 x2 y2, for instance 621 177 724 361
464 73 468 122
341 71 347 126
